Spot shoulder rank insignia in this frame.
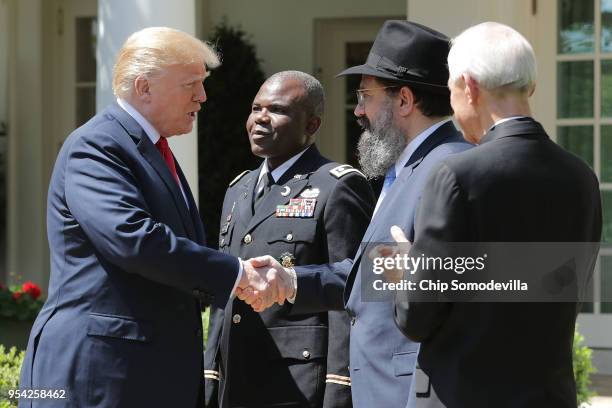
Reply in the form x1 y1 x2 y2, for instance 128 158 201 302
229 170 250 187
329 164 365 179
279 252 296 268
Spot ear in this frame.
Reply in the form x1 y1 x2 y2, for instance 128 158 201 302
305 116 321 136
463 74 479 105
133 75 152 102
397 86 415 117
528 83 536 97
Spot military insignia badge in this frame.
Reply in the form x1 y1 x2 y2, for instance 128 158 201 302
279 252 296 268
276 198 317 218
300 188 320 198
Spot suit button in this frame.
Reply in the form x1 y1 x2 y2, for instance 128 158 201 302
196 328 202 337
244 234 252 244
192 289 200 297
286 233 293 241
351 317 356 326
302 350 311 360
232 314 241 324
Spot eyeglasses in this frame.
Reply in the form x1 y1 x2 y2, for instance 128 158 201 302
355 85 400 106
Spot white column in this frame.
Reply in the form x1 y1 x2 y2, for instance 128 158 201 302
97 0 200 201
8 0 46 287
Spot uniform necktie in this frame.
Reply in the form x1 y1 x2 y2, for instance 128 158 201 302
155 137 180 186
253 172 275 212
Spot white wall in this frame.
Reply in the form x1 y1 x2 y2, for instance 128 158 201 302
201 0 406 76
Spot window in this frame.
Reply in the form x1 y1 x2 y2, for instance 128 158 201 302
556 0 612 312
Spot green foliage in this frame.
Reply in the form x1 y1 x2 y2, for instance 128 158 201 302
0 346 25 407
202 308 210 346
574 328 596 405
0 282 43 321
198 19 266 246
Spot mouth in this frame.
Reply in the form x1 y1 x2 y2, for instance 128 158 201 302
187 109 199 120
250 127 273 140
356 117 370 131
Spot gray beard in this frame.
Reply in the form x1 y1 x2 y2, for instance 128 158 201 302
356 104 407 179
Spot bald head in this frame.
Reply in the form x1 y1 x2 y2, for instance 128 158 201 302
265 71 325 118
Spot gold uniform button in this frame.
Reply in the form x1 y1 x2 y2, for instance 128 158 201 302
286 233 293 241
302 350 311 359
232 314 241 324
244 234 252 244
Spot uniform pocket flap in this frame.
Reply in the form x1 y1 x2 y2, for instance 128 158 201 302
392 351 417 376
266 325 327 360
266 219 317 244
87 313 152 342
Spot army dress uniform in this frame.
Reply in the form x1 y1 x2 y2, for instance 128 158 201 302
205 144 375 408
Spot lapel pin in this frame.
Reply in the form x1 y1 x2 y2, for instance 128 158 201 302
281 186 291 196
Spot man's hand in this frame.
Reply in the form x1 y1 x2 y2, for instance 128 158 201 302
367 226 413 284
236 256 295 312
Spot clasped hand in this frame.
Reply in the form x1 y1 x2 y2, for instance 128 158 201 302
237 256 295 312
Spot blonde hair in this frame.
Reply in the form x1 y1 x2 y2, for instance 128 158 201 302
113 27 221 98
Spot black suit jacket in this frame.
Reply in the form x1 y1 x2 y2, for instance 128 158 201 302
205 145 375 408
394 118 602 407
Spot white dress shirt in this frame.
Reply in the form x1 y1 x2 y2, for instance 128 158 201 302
257 145 310 186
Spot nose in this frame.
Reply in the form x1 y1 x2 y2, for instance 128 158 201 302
195 82 206 103
354 102 365 117
254 108 270 124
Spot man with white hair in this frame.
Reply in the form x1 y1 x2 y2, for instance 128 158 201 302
18 27 290 407
393 22 602 407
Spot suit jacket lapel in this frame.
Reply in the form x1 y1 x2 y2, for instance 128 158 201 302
108 103 198 240
176 164 202 243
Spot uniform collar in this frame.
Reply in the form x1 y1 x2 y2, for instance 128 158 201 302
258 145 313 185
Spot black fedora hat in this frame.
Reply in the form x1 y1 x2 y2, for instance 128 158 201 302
338 20 450 94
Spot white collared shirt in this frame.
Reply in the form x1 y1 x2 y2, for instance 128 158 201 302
374 118 451 213
116 98 189 207
489 115 529 130
257 145 311 186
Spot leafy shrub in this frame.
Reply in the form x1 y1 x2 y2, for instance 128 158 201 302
574 327 596 405
0 346 24 407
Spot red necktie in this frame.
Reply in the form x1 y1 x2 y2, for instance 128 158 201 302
155 137 180 186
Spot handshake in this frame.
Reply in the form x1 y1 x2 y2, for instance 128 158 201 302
236 256 297 312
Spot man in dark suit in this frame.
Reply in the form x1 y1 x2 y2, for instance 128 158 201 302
392 22 602 407
205 71 375 408
241 22 472 408
18 27 289 408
